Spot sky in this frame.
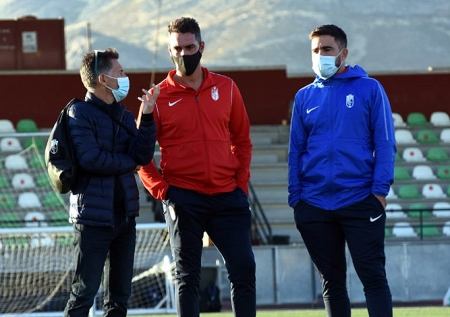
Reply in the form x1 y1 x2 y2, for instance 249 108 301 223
1 0 450 75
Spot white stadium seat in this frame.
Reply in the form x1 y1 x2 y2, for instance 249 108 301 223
386 187 398 199
5 154 28 170
0 119 16 133
430 111 450 126
0 137 23 152
402 147 426 162
443 221 450 236
422 183 446 198
440 128 450 143
412 165 436 180
395 129 416 144
432 202 450 217
18 192 42 209
392 113 407 127
24 211 47 227
393 222 417 237
385 203 407 218
12 173 36 189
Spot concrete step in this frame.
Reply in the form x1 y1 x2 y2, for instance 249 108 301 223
252 145 288 162
250 125 290 144
251 152 279 164
250 165 288 184
252 186 288 205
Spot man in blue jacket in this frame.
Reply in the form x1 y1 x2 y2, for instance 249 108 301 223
288 25 396 317
63 48 159 317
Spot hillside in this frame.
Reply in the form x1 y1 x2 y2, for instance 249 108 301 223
1 0 450 75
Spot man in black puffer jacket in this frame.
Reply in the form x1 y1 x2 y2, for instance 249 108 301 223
63 48 159 317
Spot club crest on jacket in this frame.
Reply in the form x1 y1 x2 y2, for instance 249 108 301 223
211 86 219 101
346 94 354 108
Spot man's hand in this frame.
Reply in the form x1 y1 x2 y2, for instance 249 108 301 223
138 83 160 114
374 195 386 209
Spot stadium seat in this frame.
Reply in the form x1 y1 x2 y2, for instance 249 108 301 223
0 137 23 152
11 173 36 189
24 211 47 227
443 221 450 236
386 187 398 199
412 165 436 180
55 233 73 246
392 113 407 127
430 111 450 126
440 128 450 143
0 193 16 209
432 202 450 217
0 119 16 133
394 166 412 180
50 211 69 226
397 185 421 199
422 183 446 198
16 118 39 133
416 222 441 237
385 203 407 218
43 192 65 208
395 152 402 162
402 147 426 162
29 154 46 168
23 137 45 150
385 227 392 239
395 129 416 144
0 174 9 188
0 212 22 228
436 165 450 179
426 147 449 161
416 129 439 143
5 154 28 169
392 222 417 237
30 233 54 247
407 203 433 218
18 192 42 208
407 112 429 126
36 173 52 187
3 235 28 248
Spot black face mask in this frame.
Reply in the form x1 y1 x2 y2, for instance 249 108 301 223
170 49 202 76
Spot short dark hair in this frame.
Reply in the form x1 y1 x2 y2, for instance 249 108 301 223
80 48 119 90
168 17 202 43
310 24 347 49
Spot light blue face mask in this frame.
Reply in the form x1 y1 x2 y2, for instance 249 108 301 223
312 50 343 80
104 74 130 102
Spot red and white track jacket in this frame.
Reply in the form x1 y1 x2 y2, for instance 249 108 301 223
138 67 252 200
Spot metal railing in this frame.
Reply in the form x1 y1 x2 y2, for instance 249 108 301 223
248 181 272 245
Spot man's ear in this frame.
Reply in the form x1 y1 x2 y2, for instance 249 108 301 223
97 73 107 87
341 47 349 61
199 41 205 54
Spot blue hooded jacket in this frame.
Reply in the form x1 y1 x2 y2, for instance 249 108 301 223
288 65 396 210
68 92 156 226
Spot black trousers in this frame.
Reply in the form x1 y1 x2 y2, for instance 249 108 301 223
64 214 136 317
163 186 256 317
294 194 392 317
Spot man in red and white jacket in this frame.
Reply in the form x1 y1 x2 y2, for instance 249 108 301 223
138 17 255 317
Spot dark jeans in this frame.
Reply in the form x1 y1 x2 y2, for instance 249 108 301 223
294 194 392 317
163 186 256 317
64 214 136 317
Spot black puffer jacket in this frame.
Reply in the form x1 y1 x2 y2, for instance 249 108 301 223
67 91 156 226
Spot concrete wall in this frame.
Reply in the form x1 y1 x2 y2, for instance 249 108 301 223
202 240 450 306
1 69 449 128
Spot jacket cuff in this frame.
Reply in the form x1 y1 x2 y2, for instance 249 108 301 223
140 113 154 122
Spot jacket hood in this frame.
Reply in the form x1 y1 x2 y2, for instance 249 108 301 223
313 64 368 83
